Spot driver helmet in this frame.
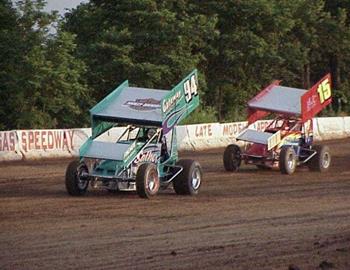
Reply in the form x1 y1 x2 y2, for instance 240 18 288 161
147 128 156 139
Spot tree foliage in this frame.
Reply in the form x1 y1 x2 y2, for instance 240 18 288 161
0 0 88 129
1 0 350 129
63 0 217 101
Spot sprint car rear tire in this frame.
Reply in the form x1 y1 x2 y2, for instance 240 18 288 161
173 159 202 195
308 145 331 172
279 146 297 175
136 163 160 199
65 160 89 196
223 144 241 172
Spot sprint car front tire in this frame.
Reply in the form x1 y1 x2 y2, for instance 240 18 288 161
308 145 331 172
279 146 297 175
173 159 202 195
65 160 89 196
136 163 160 199
223 144 241 172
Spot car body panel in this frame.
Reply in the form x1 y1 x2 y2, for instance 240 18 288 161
76 70 199 189
236 74 332 168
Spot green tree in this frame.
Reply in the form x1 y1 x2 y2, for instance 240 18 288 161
199 0 302 121
319 0 350 112
195 0 349 120
0 0 23 129
64 0 217 102
23 30 90 128
0 0 89 129
3 0 350 130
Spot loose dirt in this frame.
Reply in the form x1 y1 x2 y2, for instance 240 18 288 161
1 139 350 270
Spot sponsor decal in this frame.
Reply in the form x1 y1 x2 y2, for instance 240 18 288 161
124 98 161 111
162 91 182 113
278 133 301 147
267 131 281 150
162 107 186 135
133 146 159 165
306 94 318 112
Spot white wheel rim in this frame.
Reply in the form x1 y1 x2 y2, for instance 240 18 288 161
77 165 88 189
147 172 158 192
322 152 330 168
191 168 201 190
287 153 295 169
148 178 155 191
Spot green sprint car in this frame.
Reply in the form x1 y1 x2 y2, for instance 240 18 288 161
65 70 202 199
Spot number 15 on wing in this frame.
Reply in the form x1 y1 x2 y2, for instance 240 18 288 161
317 78 331 104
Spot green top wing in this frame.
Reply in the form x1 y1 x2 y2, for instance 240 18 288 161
89 69 199 138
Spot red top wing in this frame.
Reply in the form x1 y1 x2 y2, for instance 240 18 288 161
247 74 332 125
301 73 332 122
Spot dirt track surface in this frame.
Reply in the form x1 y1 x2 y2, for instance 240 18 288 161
1 139 350 270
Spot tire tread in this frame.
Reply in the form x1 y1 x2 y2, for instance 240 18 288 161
173 159 201 195
223 144 241 172
65 160 88 196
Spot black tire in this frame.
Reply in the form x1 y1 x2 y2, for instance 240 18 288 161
136 163 160 199
308 145 331 172
279 146 297 175
173 159 202 195
65 160 89 196
223 144 241 172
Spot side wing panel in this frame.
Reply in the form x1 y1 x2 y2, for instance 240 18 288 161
301 73 332 122
161 69 199 134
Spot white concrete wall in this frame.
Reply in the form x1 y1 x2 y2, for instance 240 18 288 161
0 117 349 161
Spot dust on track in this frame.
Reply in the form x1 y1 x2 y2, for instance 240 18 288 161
1 139 350 270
